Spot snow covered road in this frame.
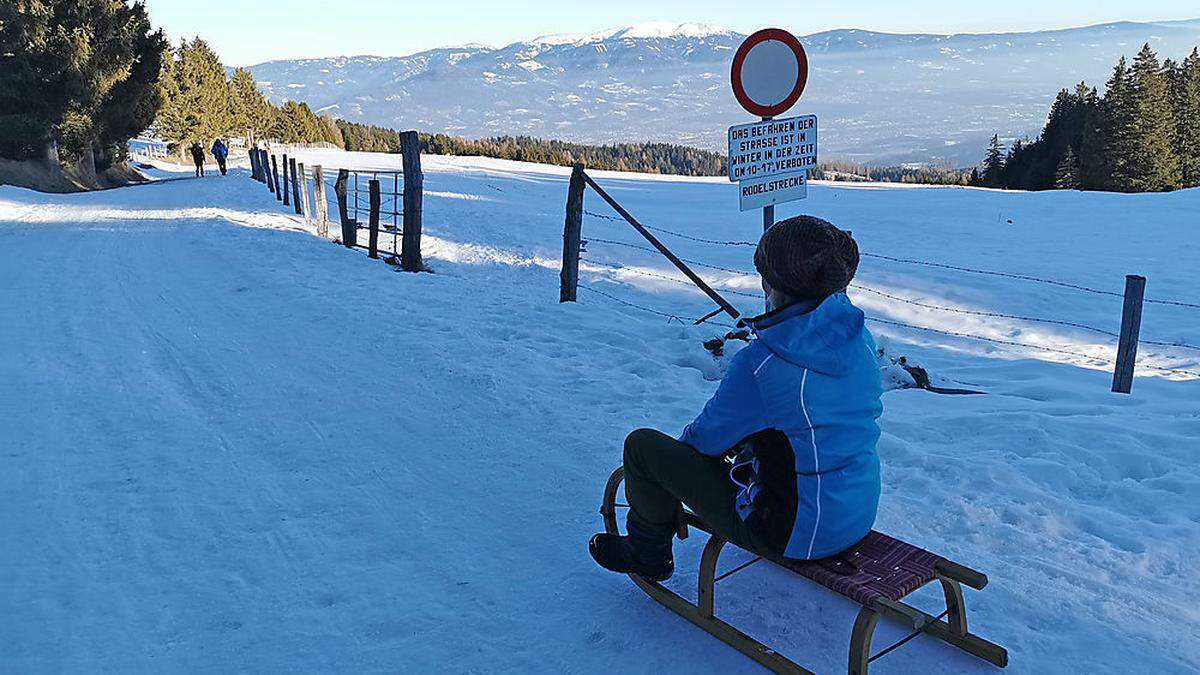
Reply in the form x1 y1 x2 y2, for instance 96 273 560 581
2 160 1198 673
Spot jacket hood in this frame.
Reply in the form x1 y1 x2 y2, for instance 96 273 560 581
744 293 868 376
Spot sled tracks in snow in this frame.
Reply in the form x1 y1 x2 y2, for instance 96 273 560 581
599 467 1008 674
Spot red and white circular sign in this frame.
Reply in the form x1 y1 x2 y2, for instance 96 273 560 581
730 28 809 118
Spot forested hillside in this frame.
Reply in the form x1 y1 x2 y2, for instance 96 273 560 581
973 43 1200 192
155 40 343 154
157 35 1200 188
333 121 727 175
156 46 726 176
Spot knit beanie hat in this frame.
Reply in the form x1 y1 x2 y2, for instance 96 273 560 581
754 215 859 301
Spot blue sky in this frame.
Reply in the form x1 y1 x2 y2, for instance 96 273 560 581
142 0 1200 66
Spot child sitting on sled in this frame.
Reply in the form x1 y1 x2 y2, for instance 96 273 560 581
590 216 883 580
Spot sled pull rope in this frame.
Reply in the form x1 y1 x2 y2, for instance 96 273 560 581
867 607 951 663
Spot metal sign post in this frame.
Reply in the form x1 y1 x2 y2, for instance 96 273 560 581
729 28 815 307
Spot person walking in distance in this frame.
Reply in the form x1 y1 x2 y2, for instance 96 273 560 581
210 138 229 176
189 141 205 177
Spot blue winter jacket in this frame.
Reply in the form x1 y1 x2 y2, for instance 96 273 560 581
680 293 883 560
211 141 228 160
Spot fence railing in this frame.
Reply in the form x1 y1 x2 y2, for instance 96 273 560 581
240 148 1195 392
246 130 426 272
260 140 341 153
558 163 1200 393
127 138 168 162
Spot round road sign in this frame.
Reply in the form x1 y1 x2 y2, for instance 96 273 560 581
730 28 808 118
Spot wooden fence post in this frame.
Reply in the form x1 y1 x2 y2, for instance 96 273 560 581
313 165 329 238
249 150 260 181
289 157 302 215
1112 274 1146 394
297 162 312 226
400 130 425 272
368 179 381 259
560 163 586 302
335 169 354 247
271 154 282 200
261 151 271 189
281 154 291 205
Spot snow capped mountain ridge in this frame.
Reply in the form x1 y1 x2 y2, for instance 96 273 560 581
531 22 734 46
245 19 1200 165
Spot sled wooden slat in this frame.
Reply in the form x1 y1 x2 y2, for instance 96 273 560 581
599 467 1008 674
631 573 812 674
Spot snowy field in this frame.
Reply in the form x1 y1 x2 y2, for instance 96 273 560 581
2 152 1198 673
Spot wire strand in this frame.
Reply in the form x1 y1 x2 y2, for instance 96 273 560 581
868 317 1200 377
577 285 736 328
582 211 1199 310
586 237 754 275
583 247 1200 353
582 256 761 298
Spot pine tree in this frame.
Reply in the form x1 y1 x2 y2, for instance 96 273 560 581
227 68 275 142
1077 106 1104 190
0 1 71 159
1083 57 1137 190
982 134 1005 187
1172 48 1200 188
1054 147 1082 189
1127 44 1179 191
0 0 165 163
92 4 167 170
273 101 303 142
155 39 233 151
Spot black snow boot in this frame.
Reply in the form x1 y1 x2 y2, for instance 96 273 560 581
589 520 674 582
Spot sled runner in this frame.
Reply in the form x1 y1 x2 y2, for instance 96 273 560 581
599 467 1008 674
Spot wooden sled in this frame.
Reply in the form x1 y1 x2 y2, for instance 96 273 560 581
600 467 1008 674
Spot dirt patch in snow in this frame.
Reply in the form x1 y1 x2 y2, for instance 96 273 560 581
0 156 148 193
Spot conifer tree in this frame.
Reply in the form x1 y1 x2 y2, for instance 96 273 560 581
227 68 276 141
322 115 345 148
155 39 233 151
92 5 167 169
1173 48 1200 188
982 134 1005 187
1127 44 1179 191
1081 57 1136 190
0 0 166 163
0 1 72 158
1077 107 1105 190
1054 147 1082 189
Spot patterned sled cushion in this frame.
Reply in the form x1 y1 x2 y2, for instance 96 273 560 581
778 530 943 606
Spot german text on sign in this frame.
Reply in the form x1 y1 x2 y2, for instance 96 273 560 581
727 115 818 182
738 170 807 211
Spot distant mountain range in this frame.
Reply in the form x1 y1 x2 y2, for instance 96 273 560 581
244 19 1200 166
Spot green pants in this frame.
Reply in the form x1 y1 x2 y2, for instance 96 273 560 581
623 428 775 554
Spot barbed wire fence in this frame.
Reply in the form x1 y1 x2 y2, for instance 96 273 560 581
246 132 427 272
561 166 1200 386
239 149 1199 385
